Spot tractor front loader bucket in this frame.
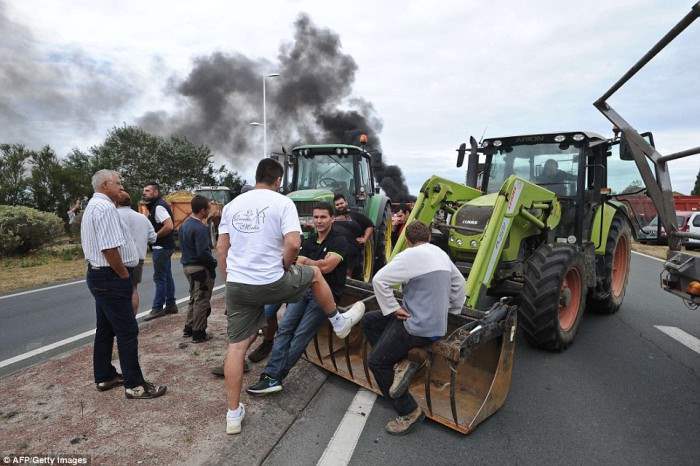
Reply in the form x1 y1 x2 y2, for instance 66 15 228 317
304 280 518 434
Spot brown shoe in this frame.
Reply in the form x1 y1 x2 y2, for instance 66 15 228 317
385 407 425 435
389 359 424 399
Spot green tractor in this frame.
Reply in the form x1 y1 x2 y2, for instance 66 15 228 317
278 142 393 280
394 131 644 351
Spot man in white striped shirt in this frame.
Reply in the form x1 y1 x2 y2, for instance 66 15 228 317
81 169 166 399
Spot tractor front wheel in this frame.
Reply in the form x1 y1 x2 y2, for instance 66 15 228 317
589 215 631 314
519 244 587 351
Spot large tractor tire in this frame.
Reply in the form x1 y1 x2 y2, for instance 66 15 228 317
359 205 393 282
208 219 219 249
588 215 631 314
519 244 587 351
374 204 393 270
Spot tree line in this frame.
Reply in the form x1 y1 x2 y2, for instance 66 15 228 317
0 126 245 224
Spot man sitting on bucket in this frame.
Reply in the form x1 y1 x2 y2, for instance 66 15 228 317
246 201 349 395
365 220 465 435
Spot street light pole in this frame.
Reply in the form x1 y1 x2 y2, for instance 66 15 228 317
262 73 280 158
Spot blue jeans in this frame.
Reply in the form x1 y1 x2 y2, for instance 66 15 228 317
264 290 327 381
87 266 145 389
152 248 175 309
264 303 281 318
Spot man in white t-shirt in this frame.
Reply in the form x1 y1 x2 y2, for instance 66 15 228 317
217 158 365 435
117 190 157 314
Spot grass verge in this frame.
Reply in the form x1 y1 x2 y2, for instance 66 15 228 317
0 237 181 295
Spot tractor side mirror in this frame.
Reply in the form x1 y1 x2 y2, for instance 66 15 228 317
456 142 467 167
620 136 634 161
465 136 480 188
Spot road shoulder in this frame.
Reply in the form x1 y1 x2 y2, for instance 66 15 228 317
0 294 327 464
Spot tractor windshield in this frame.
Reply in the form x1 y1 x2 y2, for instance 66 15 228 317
296 154 355 199
486 143 580 197
195 189 231 204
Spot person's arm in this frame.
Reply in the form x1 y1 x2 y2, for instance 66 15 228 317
103 248 129 279
448 262 467 315
371 251 418 316
299 253 342 274
194 224 217 269
354 212 374 244
154 205 173 238
283 232 301 270
216 233 230 280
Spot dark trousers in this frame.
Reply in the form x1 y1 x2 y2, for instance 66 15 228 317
363 310 432 416
152 248 175 309
184 265 214 332
87 266 145 389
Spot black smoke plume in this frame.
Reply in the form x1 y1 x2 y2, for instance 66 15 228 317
0 1 135 149
139 14 414 202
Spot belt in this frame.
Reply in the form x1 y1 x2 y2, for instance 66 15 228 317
87 263 135 271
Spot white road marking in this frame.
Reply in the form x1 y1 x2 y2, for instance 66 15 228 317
0 284 225 369
0 280 85 300
655 326 700 354
317 389 377 466
631 250 664 263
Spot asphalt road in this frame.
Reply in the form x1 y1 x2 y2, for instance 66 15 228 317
0 257 223 373
264 252 700 466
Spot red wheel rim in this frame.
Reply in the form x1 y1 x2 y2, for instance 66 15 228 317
559 267 582 332
610 235 629 298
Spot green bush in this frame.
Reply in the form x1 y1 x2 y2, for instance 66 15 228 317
0 205 64 255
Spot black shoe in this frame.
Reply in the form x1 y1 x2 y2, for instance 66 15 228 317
211 360 250 377
182 326 193 338
125 381 167 399
192 330 212 343
246 374 282 395
144 308 166 321
248 340 273 363
96 373 124 392
164 304 179 314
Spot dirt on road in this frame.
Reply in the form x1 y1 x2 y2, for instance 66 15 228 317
0 294 327 465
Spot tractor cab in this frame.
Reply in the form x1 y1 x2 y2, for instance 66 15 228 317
281 142 393 280
287 144 378 212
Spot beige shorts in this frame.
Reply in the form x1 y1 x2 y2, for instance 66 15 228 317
225 265 315 343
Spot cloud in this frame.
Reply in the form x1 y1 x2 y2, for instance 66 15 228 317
0 1 137 150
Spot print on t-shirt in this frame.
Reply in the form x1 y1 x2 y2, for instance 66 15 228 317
231 206 270 233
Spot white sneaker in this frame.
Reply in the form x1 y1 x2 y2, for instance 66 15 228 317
334 301 366 339
226 403 245 435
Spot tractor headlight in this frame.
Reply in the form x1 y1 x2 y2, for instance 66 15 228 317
554 134 566 142
456 239 463 246
336 148 341 155
572 133 585 141
493 140 502 147
470 240 479 248
343 148 349 154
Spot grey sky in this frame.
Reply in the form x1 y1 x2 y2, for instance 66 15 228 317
1 0 698 194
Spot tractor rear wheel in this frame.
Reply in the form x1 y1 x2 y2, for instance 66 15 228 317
374 205 393 270
208 219 219 249
589 215 631 314
519 244 587 351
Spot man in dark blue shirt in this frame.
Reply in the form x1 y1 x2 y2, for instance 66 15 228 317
179 195 217 342
246 202 349 395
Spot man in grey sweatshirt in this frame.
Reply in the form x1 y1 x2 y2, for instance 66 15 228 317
365 220 465 435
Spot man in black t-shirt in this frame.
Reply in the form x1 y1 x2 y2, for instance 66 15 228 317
333 193 374 277
246 202 349 395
